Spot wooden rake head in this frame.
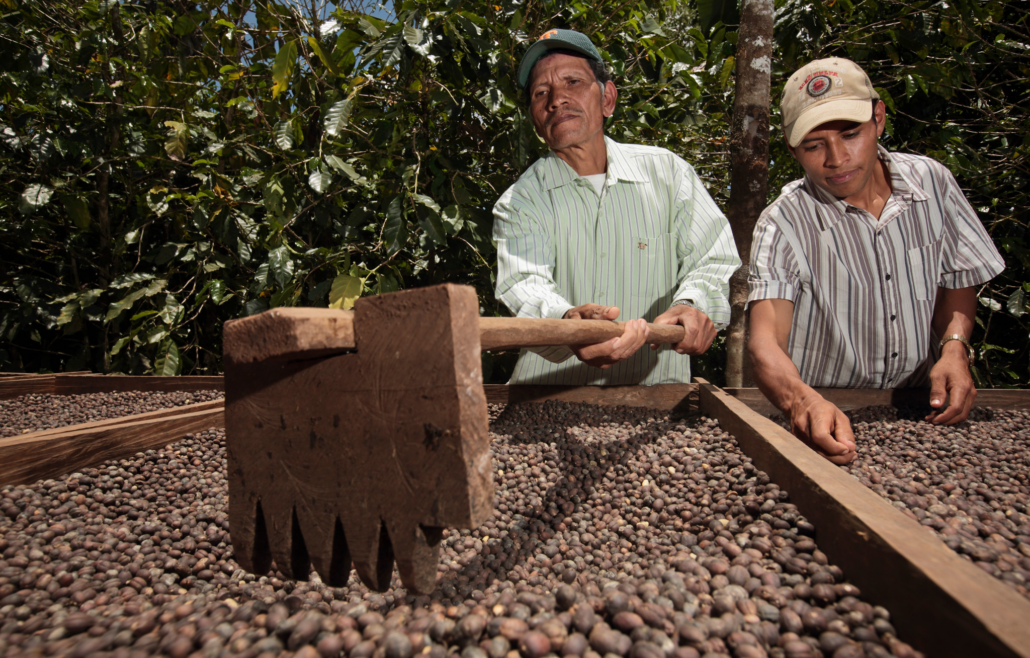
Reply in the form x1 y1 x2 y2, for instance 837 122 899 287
222 284 494 593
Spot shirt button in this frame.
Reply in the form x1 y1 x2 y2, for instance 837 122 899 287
885 273 892 281
600 253 607 259
890 315 896 321
891 352 898 359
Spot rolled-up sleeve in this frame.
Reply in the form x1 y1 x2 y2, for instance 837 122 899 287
936 165 1005 289
748 212 802 306
670 162 741 328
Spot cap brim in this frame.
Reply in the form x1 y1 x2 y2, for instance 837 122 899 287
517 40 598 89
787 99 873 147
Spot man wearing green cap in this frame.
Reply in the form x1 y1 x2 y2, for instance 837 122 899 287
747 58 1005 463
493 29 740 385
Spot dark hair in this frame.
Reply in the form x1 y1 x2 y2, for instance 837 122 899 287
523 48 612 106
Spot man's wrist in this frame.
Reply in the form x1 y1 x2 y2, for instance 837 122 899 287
670 299 698 310
939 334 974 365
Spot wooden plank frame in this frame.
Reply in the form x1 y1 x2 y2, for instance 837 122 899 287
723 386 1030 417
697 382 1030 658
0 373 224 400
0 400 225 487
484 383 698 414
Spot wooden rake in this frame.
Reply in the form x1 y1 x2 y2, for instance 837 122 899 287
222 284 687 593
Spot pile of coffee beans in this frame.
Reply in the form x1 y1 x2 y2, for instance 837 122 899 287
0 390 224 437
0 399 923 657
840 406 1030 600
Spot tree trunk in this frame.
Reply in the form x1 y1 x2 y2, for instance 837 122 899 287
724 0 773 387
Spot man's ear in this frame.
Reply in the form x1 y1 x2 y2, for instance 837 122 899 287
873 100 887 138
601 80 617 118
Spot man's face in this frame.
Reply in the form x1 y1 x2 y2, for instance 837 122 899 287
527 53 616 151
790 101 886 201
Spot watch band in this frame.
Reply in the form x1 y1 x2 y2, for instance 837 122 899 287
671 299 697 310
939 334 975 365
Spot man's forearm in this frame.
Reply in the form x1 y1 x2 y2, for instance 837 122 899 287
932 286 976 344
749 336 821 416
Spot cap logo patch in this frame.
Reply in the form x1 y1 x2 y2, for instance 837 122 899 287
540 30 558 40
807 75 832 97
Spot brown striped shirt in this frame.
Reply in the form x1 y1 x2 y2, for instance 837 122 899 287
747 147 1004 388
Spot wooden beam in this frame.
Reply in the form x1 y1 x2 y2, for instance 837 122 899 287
724 387 1030 417
698 382 1030 658
0 375 54 399
484 384 698 414
0 402 225 487
52 374 224 395
0 374 224 400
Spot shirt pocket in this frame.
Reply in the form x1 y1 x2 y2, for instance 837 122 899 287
631 233 676 300
906 240 942 301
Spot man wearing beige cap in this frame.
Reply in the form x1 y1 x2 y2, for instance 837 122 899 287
747 58 1004 463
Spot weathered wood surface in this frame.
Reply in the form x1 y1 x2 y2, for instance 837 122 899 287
485 384 697 414
0 401 225 487
223 308 356 367
698 382 1030 658
0 374 224 400
224 284 493 594
220 308 689 364
724 386 1030 417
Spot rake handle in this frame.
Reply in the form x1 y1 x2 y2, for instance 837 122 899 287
223 309 687 366
478 317 685 351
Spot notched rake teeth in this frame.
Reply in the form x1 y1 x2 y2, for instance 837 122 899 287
223 284 494 594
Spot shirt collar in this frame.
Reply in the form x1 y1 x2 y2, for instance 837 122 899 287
536 136 648 190
799 145 928 227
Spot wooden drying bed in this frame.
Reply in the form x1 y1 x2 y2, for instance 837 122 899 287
0 399 225 487
490 381 1030 658
4 372 1030 655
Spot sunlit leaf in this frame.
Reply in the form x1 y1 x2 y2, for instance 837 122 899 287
19 184 53 214
324 98 353 137
307 36 340 76
326 155 368 186
153 339 181 376
272 40 298 98
268 246 295 287
308 168 332 193
274 120 294 150
1007 289 1027 317
328 273 364 309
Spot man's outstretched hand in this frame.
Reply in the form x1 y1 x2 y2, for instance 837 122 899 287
789 394 857 464
563 304 649 369
652 303 716 355
925 342 976 425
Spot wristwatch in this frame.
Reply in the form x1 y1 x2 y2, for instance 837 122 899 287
939 334 975 365
671 299 698 310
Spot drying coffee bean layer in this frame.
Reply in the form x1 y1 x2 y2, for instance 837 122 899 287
0 391 224 437
839 406 1030 600
0 399 922 658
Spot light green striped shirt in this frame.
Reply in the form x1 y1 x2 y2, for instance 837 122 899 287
493 137 740 385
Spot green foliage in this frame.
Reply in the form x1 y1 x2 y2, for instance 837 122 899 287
0 0 737 376
2 0 1025 387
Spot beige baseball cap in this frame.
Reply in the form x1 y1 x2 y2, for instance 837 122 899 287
781 57 880 147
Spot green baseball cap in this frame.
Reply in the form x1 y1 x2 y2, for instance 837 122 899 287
517 29 603 89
